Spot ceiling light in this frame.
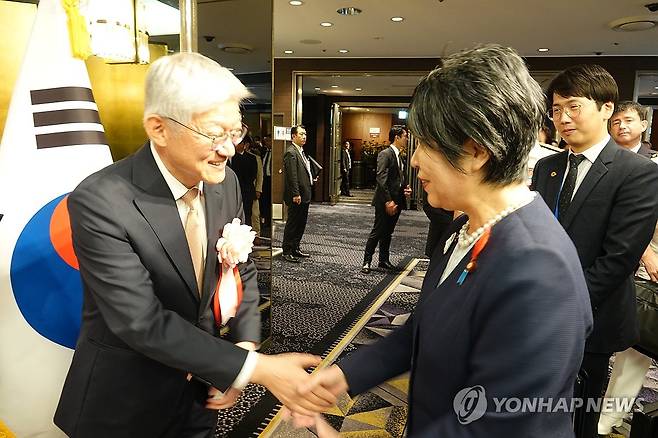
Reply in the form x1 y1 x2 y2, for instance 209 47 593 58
320 22 333 27
331 85 338 88
314 87 320 91
337 7 362 16
398 110 408 119
217 43 253 54
654 86 658 89
338 49 349 53
228 68 234 71
284 50 294 54
355 87 362 91
289 0 303 5
609 16 658 31
391 16 404 22
537 48 550 52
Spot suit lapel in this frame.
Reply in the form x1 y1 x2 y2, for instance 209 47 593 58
541 151 568 216
560 140 616 229
200 183 223 310
131 145 200 301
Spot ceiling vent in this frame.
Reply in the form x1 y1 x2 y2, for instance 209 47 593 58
217 43 253 54
337 7 362 16
609 16 658 31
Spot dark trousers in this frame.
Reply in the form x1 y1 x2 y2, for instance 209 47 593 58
282 202 309 254
260 176 272 221
577 351 612 438
164 380 217 438
241 192 254 228
364 201 401 264
340 169 351 195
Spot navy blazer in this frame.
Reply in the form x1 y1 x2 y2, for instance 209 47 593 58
339 197 592 437
532 139 658 353
55 145 261 437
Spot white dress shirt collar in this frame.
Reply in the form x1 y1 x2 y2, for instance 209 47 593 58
630 143 642 154
150 142 204 200
571 135 610 164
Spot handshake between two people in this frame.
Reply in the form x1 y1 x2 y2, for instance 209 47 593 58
206 352 348 436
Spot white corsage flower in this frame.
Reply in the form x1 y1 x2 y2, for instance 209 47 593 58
216 218 257 268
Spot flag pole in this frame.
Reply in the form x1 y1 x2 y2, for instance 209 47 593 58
179 0 197 53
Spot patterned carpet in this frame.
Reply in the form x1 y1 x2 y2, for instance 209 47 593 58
215 202 430 437
262 260 428 438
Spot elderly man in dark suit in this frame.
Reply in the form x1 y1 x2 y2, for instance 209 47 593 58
361 127 411 273
282 125 314 263
532 65 658 438
54 53 331 438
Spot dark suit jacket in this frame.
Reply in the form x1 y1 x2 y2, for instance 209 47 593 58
283 144 312 205
339 197 592 437
230 151 258 203
372 146 404 207
531 139 658 353
638 142 656 159
341 149 351 173
54 145 261 437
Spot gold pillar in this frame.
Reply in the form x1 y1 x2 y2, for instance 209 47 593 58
179 0 197 53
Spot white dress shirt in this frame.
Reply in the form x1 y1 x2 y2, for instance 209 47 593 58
150 142 257 391
563 135 610 201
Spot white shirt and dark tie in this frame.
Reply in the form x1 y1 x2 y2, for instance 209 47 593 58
149 142 257 391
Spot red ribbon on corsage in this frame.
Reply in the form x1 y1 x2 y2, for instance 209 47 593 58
212 266 243 327
456 227 491 286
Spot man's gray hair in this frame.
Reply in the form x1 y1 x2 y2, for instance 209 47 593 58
408 44 545 185
143 52 251 123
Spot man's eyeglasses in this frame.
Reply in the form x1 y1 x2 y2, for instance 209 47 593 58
165 117 248 148
548 103 583 121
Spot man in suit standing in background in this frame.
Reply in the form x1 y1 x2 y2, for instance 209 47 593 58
609 100 655 159
229 135 258 227
361 127 411 274
282 125 313 263
340 141 353 197
54 53 331 438
260 135 272 237
531 65 658 438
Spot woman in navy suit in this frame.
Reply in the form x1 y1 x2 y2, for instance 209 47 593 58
296 45 593 437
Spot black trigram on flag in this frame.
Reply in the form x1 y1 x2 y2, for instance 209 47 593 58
31 86 107 149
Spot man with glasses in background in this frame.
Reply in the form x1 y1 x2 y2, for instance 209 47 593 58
55 53 331 437
531 65 658 438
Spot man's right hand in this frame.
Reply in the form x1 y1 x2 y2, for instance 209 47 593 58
293 195 302 205
250 353 336 416
385 201 398 216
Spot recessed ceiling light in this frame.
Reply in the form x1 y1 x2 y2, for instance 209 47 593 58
284 50 294 54
289 0 303 5
537 48 550 52
355 87 362 91
331 85 338 88
338 49 349 53
320 22 333 27
652 92 658 95
314 87 321 90
228 68 234 71
654 86 658 89
337 7 362 16
391 16 404 22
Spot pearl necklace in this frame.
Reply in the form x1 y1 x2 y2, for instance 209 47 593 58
457 192 537 248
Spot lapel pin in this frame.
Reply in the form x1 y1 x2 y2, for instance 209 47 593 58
550 171 557 177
